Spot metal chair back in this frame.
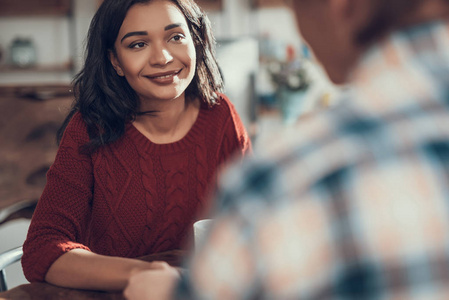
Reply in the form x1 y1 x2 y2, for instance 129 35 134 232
0 246 23 292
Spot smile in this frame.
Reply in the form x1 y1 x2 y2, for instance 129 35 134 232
147 69 182 80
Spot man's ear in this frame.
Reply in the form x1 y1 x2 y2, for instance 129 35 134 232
328 0 373 31
329 0 372 42
108 50 124 76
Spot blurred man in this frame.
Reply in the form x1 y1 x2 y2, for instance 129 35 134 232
125 0 449 299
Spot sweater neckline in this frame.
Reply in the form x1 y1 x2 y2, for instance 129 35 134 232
126 103 208 153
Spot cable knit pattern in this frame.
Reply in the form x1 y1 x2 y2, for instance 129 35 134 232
22 94 251 282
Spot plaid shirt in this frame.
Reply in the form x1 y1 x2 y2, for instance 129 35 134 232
176 20 449 300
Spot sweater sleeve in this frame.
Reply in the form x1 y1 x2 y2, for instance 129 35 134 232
217 94 252 167
22 112 94 282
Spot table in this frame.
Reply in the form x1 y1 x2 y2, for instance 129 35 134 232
0 250 186 300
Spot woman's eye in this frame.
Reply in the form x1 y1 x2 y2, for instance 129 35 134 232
170 34 185 42
130 42 146 49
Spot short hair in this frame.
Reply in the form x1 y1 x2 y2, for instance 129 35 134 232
58 0 223 152
356 0 449 45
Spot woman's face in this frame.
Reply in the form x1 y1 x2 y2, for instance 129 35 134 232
110 0 196 103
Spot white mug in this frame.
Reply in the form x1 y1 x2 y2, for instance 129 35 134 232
193 219 214 248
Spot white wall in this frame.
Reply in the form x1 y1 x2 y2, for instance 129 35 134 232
206 0 301 47
72 0 99 72
0 15 72 84
0 0 97 85
0 17 70 67
206 0 254 39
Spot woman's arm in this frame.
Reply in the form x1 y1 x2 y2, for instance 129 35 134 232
45 249 167 291
22 113 96 282
217 95 253 165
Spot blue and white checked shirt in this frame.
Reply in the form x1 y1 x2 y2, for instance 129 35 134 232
176 19 449 300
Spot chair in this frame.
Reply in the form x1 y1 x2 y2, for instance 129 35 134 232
0 246 23 292
0 200 35 292
0 199 37 226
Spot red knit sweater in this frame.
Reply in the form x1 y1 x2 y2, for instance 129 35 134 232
22 94 251 282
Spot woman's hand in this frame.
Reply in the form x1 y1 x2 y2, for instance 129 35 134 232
124 261 180 300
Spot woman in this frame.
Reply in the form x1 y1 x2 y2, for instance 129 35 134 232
22 0 251 291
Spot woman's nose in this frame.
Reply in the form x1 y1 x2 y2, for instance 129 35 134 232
150 44 173 66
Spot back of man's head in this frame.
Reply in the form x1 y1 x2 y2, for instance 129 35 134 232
357 0 449 45
289 0 449 84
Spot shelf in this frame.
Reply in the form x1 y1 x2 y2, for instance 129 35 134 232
0 83 73 99
252 0 288 8
0 62 73 73
0 0 72 17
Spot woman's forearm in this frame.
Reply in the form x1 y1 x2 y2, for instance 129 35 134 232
45 249 160 291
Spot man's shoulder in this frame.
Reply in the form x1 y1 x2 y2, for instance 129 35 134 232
215 99 408 211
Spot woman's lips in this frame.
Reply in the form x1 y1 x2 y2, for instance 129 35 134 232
146 69 182 84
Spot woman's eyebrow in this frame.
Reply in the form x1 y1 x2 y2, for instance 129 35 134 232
121 31 147 43
164 23 183 31
120 23 184 44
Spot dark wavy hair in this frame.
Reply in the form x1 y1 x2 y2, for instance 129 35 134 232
57 0 224 152
356 0 449 45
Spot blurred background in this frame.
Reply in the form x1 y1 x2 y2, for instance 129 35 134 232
0 0 342 288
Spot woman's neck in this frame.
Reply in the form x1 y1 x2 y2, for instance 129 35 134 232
133 95 200 144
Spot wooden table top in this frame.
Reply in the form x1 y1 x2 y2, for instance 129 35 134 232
0 249 186 300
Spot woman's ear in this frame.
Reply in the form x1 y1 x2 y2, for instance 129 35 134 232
108 50 124 76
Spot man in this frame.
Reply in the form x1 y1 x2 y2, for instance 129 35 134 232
125 0 449 299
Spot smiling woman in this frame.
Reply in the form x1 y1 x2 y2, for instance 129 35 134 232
108 1 200 143
109 1 197 110
21 0 251 292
